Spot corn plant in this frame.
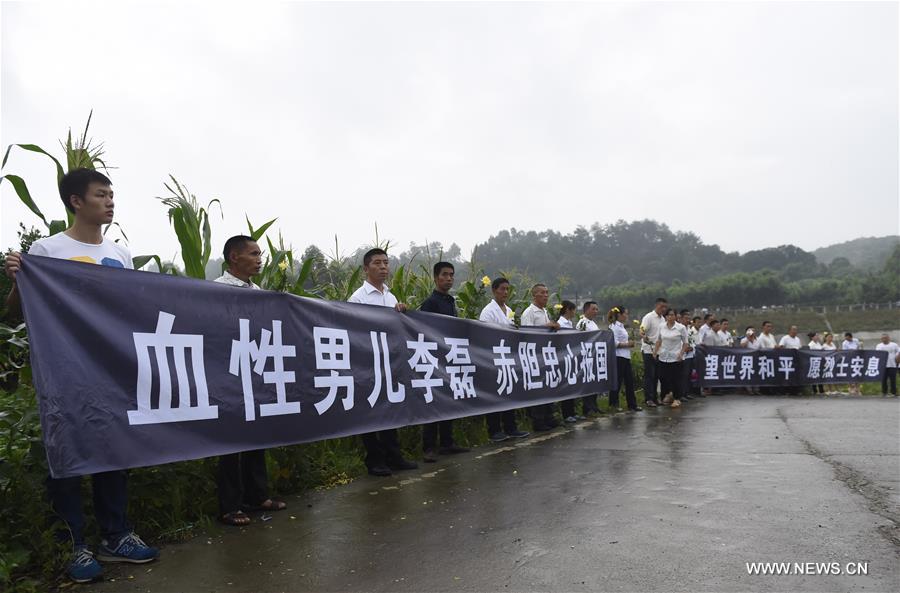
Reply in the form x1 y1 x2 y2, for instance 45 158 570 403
0 111 108 236
158 176 221 279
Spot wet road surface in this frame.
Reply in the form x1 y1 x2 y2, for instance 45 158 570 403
87 396 899 592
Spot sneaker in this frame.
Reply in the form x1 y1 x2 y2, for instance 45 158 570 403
97 533 159 564
564 416 578 423
645 400 658 408
575 415 587 421
67 547 102 583
507 430 530 439
490 432 509 442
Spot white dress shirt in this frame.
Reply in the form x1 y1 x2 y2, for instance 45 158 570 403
717 330 733 347
841 338 860 351
348 280 398 308
214 270 261 290
558 317 574 329
610 321 631 359
640 311 664 354
699 324 718 347
520 303 550 327
479 299 515 327
576 316 600 331
822 342 836 351
808 341 823 351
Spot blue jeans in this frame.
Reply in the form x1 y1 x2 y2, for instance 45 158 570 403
47 471 131 547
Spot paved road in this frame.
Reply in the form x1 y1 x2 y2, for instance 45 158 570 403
88 396 900 593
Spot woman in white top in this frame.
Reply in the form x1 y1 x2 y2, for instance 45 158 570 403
653 307 689 408
807 332 824 394
822 333 837 350
607 306 641 412
556 300 576 329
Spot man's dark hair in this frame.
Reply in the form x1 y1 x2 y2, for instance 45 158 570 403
583 300 598 312
692 316 702 322
720 317 729 323
59 168 112 213
561 300 576 314
223 235 254 262
655 297 668 304
807 332 817 339
704 313 713 321
433 261 454 276
762 320 772 327
363 248 388 267
662 307 675 317
844 332 853 338
679 309 690 316
710 319 720 325
491 277 510 291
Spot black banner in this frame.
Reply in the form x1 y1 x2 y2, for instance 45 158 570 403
696 346 888 387
18 255 616 478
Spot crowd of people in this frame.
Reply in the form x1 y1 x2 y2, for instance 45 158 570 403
3 168 898 584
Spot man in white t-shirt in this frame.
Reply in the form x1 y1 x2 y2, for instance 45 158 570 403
4 168 158 583
347 248 418 476
778 325 801 350
875 333 899 396
639 298 668 407
717 318 734 347
756 321 777 350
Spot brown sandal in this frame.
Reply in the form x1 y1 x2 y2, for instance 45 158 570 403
220 510 251 526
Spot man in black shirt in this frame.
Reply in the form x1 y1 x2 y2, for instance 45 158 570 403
419 262 471 462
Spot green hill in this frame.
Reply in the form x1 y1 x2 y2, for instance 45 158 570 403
812 236 899 270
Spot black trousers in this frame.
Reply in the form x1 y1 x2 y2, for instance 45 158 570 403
642 353 658 403
560 398 577 417
423 420 454 451
657 360 683 400
681 358 694 397
362 429 405 469
811 384 825 394
486 410 518 435
609 357 637 409
218 450 269 514
883 368 898 395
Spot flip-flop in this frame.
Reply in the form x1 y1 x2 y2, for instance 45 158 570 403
220 510 251 526
244 499 287 512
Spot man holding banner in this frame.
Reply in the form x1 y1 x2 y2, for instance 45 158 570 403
348 248 419 476
4 169 159 583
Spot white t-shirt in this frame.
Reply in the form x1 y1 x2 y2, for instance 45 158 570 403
520 303 550 327
875 341 899 368
742 337 761 350
716 329 733 347
699 324 718 347
757 332 777 349
808 341 823 351
558 317 573 329
841 339 860 351
28 232 133 269
657 323 688 363
822 342 836 351
479 299 515 327
779 335 801 350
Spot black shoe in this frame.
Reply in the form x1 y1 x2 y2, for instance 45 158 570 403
507 430 530 439
439 445 470 455
387 458 418 471
368 465 392 477
423 449 438 463
489 432 509 442
629 406 643 412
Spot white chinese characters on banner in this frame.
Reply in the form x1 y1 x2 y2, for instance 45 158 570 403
445 338 476 399
406 333 442 403
229 318 299 421
128 311 218 425
518 342 543 391
493 339 519 395
368 331 406 406
312 327 354 414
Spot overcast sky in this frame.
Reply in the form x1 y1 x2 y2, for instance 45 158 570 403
2 1 897 264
